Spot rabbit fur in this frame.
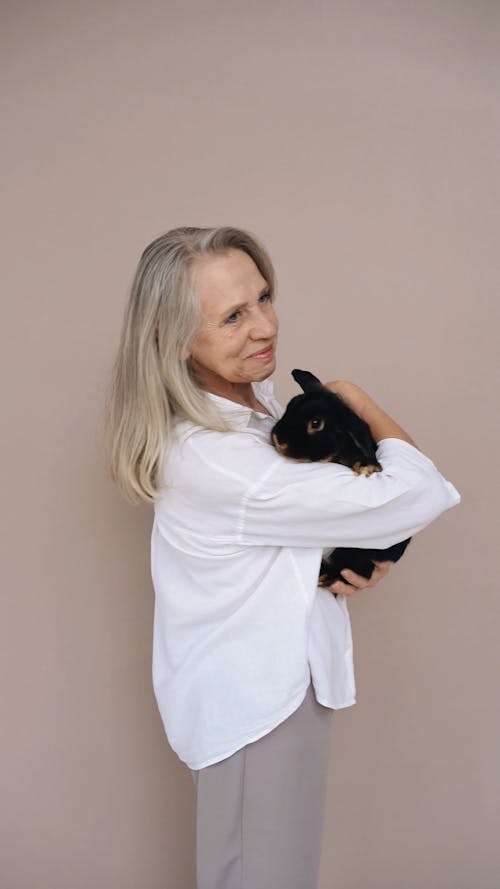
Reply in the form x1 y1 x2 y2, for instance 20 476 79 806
270 369 411 590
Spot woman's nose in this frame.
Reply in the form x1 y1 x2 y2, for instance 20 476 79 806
249 308 278 340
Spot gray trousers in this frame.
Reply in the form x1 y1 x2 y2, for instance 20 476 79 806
189 678 333 889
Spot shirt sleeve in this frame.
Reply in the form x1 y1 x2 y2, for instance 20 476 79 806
235 437 461 549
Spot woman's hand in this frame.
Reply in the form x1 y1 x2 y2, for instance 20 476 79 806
327 561 393 596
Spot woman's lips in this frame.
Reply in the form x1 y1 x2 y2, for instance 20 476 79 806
247 344 274 359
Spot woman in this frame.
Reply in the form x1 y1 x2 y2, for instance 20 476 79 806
105 226 460 889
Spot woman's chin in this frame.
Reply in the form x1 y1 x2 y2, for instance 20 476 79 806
252 359 276 379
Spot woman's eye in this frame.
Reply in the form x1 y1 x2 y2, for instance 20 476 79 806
224 293 271 324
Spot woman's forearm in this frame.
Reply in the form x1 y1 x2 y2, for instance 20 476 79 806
325 381 420 450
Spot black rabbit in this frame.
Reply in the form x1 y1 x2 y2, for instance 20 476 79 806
270 369 411 590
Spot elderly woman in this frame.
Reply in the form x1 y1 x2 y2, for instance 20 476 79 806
106 226 460 889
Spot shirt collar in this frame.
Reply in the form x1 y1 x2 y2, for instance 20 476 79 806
206 378 277 431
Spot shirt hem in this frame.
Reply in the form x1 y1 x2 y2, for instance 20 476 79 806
185 687 357 771
314 695 356 709
185 681 311 771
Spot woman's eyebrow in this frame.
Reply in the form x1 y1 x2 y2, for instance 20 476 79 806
221 285 270 318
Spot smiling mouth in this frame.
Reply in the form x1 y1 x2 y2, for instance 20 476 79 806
248 344 274 359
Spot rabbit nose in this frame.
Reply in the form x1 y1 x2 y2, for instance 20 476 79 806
272 433 288 455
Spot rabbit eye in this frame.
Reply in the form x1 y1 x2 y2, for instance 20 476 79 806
307 418 325 434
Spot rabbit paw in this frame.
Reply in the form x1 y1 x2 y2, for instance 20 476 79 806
352 462 382 476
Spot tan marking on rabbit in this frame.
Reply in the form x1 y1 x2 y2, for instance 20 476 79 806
271 434 311 462
271 433 287 454
352 462 383 476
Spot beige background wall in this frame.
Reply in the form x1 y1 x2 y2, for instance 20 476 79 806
1 1 498 887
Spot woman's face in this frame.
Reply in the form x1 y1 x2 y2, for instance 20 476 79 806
188 248 279 391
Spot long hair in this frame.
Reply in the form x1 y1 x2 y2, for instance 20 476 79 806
104 226 276 505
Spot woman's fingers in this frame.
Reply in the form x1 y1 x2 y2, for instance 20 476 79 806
377 560 392 570
328 579 358 596
370 561 392 583
327 561 393 596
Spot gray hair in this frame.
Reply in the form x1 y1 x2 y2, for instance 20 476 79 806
104 226 276 504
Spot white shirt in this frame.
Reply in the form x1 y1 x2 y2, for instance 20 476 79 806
150 378 461 770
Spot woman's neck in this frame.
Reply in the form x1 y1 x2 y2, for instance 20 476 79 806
209 381 258 409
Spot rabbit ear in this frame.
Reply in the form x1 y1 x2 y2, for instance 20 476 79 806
345 429 374 459
291 369 324 392
345 430 364 451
